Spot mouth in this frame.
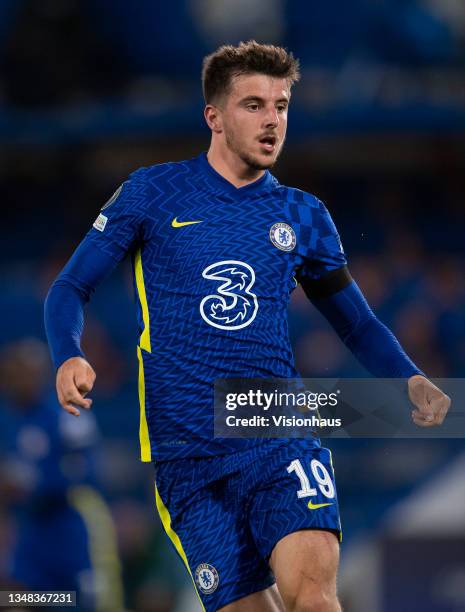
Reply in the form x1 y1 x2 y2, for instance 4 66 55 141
258 134 277 153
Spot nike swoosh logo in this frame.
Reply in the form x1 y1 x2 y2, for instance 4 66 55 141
171 217 202 228
307 500 334 510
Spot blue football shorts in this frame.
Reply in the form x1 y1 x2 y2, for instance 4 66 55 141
154 439 341 611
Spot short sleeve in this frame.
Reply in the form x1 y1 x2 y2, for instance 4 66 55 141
86 167 150 262
298 197 347 281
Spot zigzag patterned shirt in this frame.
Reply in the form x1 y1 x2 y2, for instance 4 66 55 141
53 153 347 461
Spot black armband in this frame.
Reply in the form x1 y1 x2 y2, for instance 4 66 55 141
299 265 353 301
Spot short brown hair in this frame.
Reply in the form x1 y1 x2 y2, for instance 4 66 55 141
202 40 300 104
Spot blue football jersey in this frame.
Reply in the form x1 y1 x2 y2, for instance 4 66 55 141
87 153 346 461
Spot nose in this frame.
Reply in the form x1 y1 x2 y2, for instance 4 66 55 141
263 106 279 129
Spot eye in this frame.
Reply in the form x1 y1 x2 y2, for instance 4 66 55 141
247 103 259 111
277 104 287 113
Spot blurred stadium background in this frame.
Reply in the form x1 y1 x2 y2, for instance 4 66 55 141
0 1 464 611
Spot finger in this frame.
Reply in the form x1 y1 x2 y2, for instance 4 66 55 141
412 404 434 422
415 391 436 420
74 370 95 394
432 396 451 425
76 381 91 394
411 411 436 428
62 385 93 409
62 403 81 417
412 409 435 425
57 388 77 414
57 388 81 417
413 419 435 428
432 392 451 412
61 388 93 412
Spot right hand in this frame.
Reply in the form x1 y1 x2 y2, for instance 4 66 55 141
56 356 96 416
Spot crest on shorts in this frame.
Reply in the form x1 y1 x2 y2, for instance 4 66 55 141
195 563 219 594
270 222 296 252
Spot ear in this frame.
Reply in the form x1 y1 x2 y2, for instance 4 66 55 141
204 104 223 133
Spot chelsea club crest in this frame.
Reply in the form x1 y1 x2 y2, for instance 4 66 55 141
270 222 296 252
195 563 219 595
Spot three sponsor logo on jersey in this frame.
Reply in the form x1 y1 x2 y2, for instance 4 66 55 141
171 219 297 330
92 207 298 329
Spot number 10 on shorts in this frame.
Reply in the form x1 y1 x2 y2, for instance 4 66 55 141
287 458 335 499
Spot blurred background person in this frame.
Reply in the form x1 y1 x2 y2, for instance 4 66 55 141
0 338 124 611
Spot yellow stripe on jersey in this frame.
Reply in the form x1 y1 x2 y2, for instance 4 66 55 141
137 346 151 461
134 247 152 461
155 484 206 612
134 248 151 352
68 486 124 612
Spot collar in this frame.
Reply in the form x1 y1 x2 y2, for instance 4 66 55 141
196 152 275 196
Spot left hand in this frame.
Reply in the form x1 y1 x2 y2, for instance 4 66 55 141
408 375 451 427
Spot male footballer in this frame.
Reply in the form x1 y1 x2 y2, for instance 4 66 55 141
45 41 450 611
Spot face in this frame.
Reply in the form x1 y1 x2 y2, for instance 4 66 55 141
215 73 290 170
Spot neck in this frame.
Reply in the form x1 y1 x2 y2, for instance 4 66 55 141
207 140 265 188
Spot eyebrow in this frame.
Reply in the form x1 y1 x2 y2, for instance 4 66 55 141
239 95 289 105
